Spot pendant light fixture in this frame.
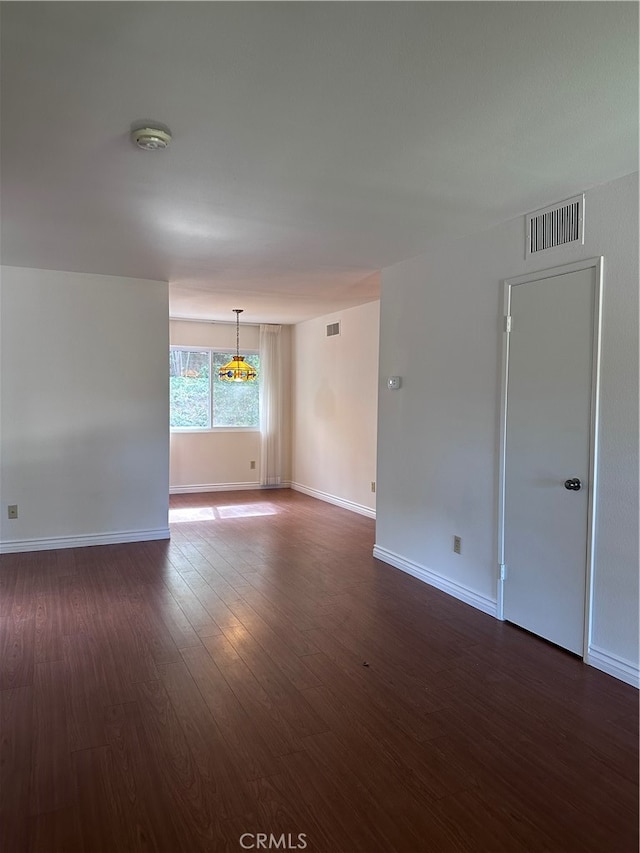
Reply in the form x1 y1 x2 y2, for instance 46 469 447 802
218 310 258 382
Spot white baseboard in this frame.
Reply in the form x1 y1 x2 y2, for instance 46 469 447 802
586 645 640 688
170 482 290 494
0 527 171 554
372 544 497 617
290 482 376 519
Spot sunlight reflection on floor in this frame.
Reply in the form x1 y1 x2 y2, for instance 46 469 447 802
169 503 279 523
169 507 217 523
217 503 279 519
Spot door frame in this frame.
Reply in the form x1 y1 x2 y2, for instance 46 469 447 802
496 256 604 660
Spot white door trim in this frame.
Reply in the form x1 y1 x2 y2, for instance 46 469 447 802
496 256 604 661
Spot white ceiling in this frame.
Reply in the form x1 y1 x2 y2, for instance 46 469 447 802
1 2 637 324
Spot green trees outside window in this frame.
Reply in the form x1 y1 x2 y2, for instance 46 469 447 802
170 349 260 428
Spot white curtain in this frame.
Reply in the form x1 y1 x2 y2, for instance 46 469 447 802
259 324 283 486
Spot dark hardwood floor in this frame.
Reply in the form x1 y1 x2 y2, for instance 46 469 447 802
1 489 638 852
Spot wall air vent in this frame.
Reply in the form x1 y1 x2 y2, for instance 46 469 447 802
326 322 340 337
525 194 584 257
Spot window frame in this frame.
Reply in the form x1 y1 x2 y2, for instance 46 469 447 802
170 345 260 433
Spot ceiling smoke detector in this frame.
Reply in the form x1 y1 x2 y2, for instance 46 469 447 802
131 126 172 151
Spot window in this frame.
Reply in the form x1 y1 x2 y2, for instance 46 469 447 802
170 348 260 429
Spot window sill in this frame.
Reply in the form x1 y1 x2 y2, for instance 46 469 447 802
170 427 260 434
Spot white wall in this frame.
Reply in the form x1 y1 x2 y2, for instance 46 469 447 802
0 266 169 551
170 319 292 491
292 301 380 517
376 172 639 682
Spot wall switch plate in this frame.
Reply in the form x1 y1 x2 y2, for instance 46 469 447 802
250 460 256 470
453 535 461 554
8 505 18 519
371 481 376 493
387 376 401 390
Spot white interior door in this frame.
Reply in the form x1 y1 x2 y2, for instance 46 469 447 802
502 264 599 655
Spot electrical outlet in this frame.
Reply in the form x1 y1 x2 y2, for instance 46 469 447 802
8 504 18 520
250 460 256 470
371 481 376 493
453 535 462 554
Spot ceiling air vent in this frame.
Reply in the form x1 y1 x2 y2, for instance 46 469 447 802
326 321 340 337
525 194 584 257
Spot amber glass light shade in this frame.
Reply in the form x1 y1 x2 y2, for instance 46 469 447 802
218 356 258 382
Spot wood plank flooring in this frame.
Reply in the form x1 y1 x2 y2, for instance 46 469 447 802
1 489 637 852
